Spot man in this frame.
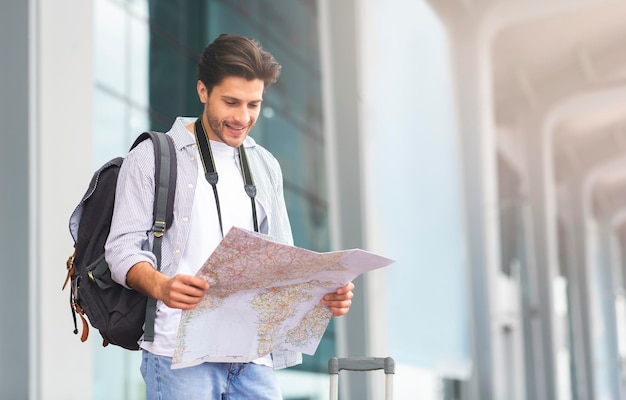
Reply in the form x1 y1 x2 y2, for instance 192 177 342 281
105 33 354 399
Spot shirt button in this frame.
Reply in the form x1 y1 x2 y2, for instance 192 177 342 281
175 249 181 254
191 156 195 161
183 217 189 222
188 183 194 189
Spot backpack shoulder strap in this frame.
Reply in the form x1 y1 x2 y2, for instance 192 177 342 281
132 131 177 234
130 131 177 342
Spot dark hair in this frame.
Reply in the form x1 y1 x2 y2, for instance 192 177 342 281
197 34 281 94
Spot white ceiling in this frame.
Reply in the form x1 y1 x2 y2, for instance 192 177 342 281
428 0 626 217
492 1 626 111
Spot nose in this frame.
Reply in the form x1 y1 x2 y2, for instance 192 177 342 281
233 106 250 125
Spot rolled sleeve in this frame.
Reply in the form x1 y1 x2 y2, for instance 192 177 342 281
105 141 158 288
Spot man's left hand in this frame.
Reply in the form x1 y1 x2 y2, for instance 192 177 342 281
321 282 355 317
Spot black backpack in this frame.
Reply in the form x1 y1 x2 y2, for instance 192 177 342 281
63 131 177 350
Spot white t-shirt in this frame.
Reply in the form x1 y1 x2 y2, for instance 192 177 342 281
141 135 271 366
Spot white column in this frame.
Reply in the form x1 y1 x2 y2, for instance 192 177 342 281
35 0 94 398
448 19 499 400
562 176 596 399
520 114 559 400
597 216 623 400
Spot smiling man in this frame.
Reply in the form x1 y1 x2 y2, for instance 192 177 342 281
105 34 355 399
196 76 263 147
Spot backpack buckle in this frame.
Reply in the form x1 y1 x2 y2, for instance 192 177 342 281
153 221 166 238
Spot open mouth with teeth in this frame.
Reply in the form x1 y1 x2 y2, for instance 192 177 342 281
224 122 248 132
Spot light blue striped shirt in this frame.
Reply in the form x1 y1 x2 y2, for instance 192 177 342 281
105 117 302 369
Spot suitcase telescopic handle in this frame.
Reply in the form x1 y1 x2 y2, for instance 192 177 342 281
328 357 395 374
328 357 395 400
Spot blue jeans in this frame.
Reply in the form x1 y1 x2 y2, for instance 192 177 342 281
140 351 283 399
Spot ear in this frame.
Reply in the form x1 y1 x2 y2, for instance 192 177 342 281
197 80 208 104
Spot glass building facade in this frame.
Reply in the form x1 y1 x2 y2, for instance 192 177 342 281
93 0 333 398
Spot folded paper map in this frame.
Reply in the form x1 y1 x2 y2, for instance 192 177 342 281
172 227 394 369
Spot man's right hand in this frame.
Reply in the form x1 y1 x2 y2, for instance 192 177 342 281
126 262 209 310
159 274 209 310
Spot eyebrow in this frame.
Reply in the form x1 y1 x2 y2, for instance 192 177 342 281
220 95 263 103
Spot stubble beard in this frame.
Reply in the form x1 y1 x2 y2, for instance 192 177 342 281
205 110 253 148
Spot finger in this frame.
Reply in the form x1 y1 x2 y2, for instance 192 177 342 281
169 299 200 310
166 277 207 308
323 290 354 302
177 274 210 290
320 297 353 313
169 280 206 299
328 305 351 317
339 282 355 293
182 285 207 299
323 298 352 308
169 290 205 307
335 282 355 295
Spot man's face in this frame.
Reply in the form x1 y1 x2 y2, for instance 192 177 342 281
197 76 264 148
